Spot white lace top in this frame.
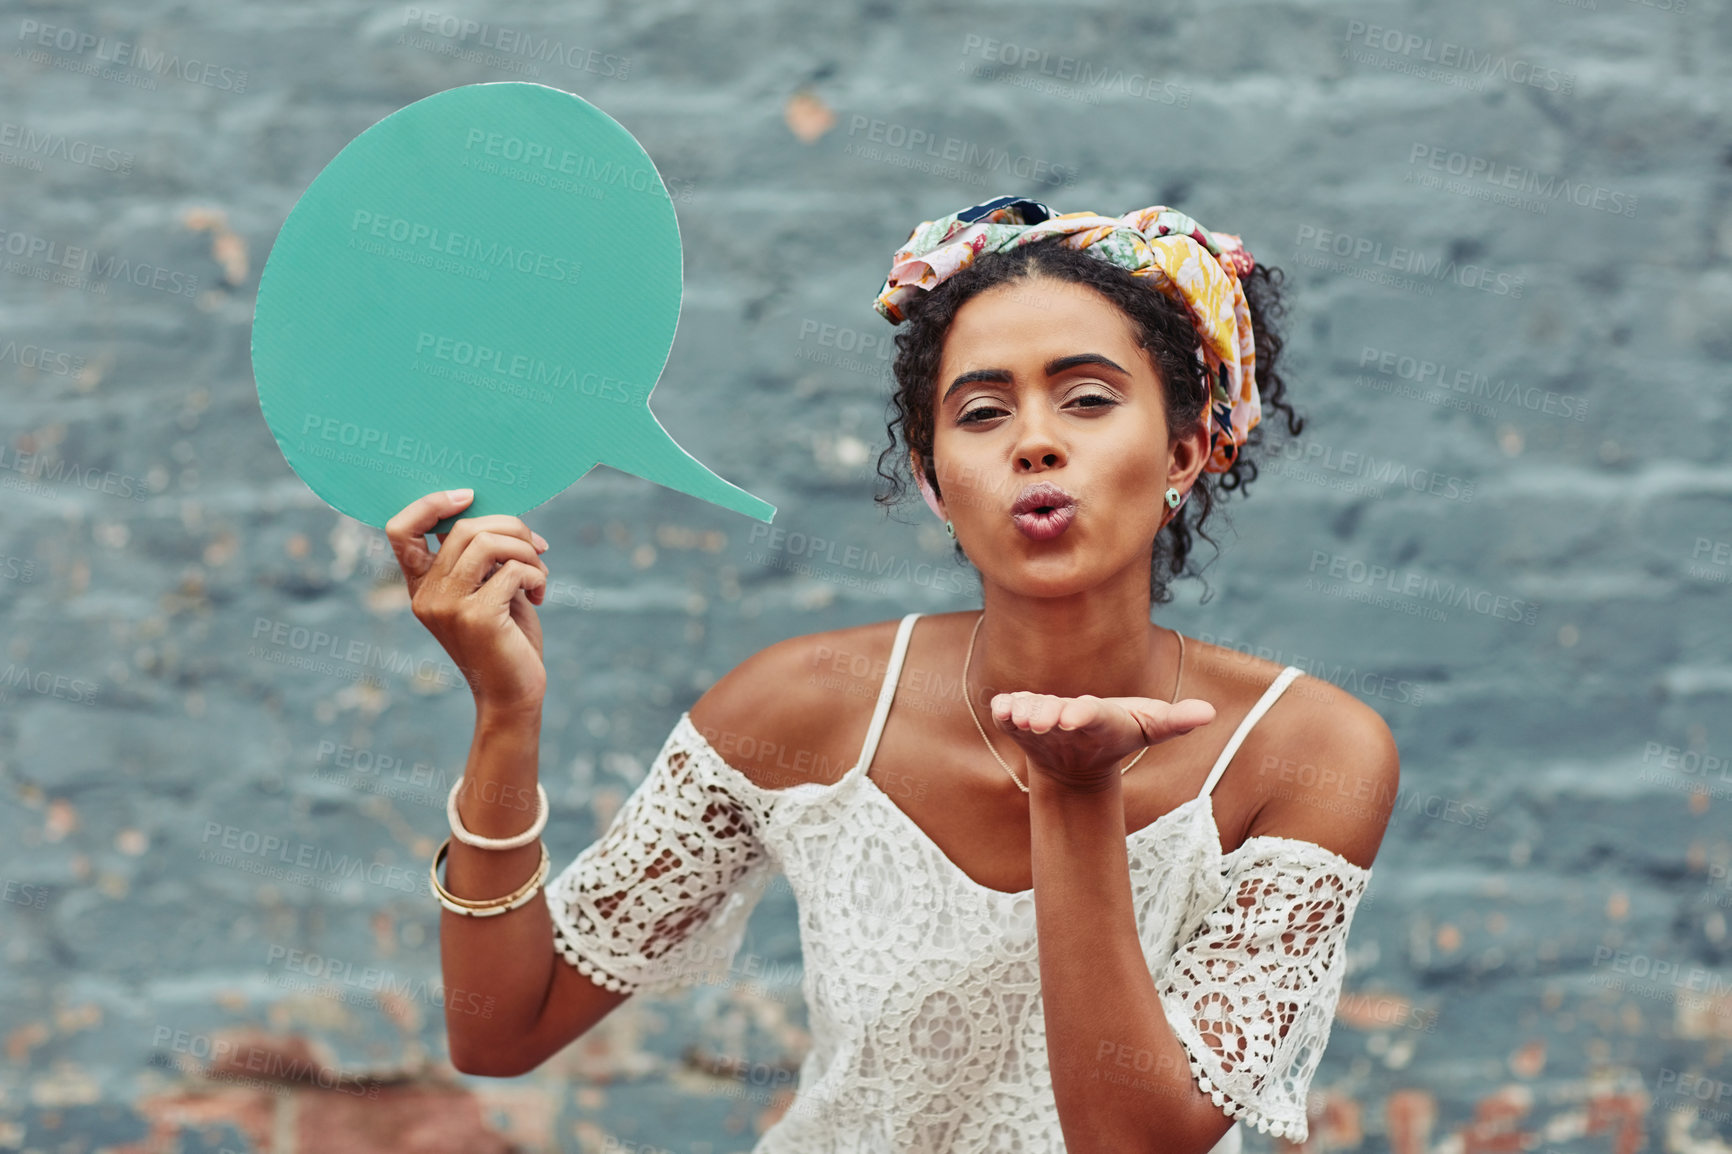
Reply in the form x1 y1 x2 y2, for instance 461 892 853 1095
547 613 1371 1153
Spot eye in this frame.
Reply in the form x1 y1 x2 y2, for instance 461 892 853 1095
957 404 1005 425
956 390 1118 425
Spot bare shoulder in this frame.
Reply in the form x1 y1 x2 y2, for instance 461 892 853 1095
1192 638 1401 871
685 617 905 792
1259 676 1400 871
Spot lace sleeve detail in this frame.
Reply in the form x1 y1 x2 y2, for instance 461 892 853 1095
546 714 781 996
1156 838 1371 1143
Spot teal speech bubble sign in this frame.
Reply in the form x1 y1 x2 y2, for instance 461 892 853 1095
252 81 776 535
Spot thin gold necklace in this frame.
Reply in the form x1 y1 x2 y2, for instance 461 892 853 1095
961 611 1185 794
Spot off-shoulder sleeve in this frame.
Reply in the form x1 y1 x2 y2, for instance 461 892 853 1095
545 713 782 996
1156 838 1371 1143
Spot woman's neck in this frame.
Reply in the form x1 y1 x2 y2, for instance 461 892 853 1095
963 589 1174 706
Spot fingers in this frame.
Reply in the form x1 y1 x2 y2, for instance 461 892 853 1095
991 691 1080 735
440 518 549 552
387 489 549 600
992 693 1208 740
1166 698 1217 729
444 531 547 599
1122 698 1213 747
434 515 549 560
471 558 549 614
386 489 473 586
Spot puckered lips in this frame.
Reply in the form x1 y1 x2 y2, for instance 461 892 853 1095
1010 481 1077 541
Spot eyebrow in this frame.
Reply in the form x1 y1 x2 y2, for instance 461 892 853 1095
942 353 1130 403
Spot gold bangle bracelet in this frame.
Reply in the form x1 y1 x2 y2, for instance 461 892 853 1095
429 835 550 918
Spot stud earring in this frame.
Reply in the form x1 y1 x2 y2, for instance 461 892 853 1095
945 520 955 538
1164 487 1182 509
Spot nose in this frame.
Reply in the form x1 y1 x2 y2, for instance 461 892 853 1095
1013 410 1067 473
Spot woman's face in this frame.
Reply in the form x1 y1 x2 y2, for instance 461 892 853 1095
916 275 1206 596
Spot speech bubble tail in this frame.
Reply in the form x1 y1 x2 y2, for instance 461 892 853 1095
605 413 777 524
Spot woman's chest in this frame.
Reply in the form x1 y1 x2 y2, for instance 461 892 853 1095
773 770 1224 972
847 723 1263 896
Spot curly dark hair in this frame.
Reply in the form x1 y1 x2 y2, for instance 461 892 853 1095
872 237 1303 606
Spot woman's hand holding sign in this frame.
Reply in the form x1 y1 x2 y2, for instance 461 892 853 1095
388 489 551 718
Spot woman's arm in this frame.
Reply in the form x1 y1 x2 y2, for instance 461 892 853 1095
382 491 617 1076
1029 772 1235 1154
1028 698 1397 1154
441 633 833 1077
439 703 632 1076
394 493 804 1077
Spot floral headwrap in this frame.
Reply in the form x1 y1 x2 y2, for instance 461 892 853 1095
873 194 1259 531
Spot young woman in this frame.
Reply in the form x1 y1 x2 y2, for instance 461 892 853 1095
395 195 1398 1154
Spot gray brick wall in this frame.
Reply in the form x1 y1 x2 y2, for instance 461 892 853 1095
1 1 1728 1150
